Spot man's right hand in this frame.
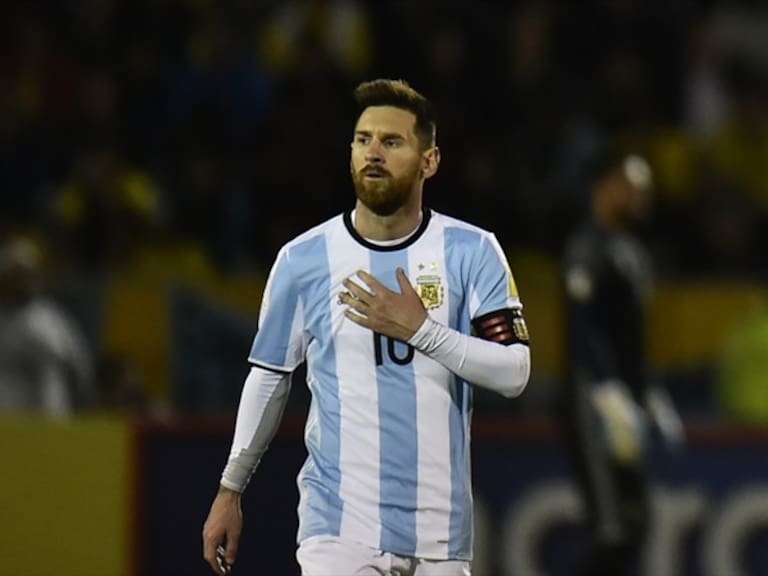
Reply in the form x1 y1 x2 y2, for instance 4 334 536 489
203 486 243 575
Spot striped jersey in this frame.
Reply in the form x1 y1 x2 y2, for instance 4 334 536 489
249 208 521 560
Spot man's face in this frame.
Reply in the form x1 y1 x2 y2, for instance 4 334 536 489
350 106 425 216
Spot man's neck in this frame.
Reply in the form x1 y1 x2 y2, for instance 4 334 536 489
353 201 423 241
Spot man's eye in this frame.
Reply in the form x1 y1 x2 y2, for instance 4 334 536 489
384 139 402 148
356 136 371 145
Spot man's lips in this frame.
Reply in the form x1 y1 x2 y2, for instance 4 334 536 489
362 167 390 178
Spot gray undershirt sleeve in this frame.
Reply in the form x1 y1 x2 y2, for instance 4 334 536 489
220 366 292 492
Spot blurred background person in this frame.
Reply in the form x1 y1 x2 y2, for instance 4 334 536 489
559 149 684 576
0 235 94 417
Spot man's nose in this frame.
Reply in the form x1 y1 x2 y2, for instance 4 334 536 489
365 140 385 163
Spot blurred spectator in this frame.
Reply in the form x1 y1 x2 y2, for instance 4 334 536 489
256 18 356 262
704 55 768 216
678 159 764 276
259 0 371 76
0 11 81 229
171 148 251 271
47 145 164 274
499 0 565 249
163 1 274 166
0 235 94 416
416 19 474 222
706 2 768 73
672 53 768 277
161 2 274 271
683 13 728 139
0 0 765 422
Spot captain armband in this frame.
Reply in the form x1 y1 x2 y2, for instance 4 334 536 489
472 308 530 346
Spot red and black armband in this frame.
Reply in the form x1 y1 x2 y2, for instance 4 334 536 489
472 308 530 346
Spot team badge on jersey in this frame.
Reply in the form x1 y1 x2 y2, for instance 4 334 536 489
416 274 444 309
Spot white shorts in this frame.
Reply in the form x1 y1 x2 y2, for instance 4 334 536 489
296 536 472 576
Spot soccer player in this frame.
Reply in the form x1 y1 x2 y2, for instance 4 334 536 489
202 79 531 576
560 149 683 575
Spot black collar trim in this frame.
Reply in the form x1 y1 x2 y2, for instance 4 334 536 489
343 208 432 252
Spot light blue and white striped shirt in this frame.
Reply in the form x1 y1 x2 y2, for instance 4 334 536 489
248 208 522 560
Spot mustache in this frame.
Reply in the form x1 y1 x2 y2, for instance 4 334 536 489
359 165 391 177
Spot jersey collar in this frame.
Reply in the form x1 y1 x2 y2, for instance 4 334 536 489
343 208 432 252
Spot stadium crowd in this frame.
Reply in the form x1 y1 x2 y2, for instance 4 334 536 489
1 0 767 419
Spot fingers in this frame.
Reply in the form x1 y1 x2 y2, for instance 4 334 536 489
342 277 373 304
203 522 238 575
356 270 385 292
202 522 227 574
344 308 371 328
203 534 225 575
339 270 413 328
203 533 237 575
339 289 368 320
343 269 400 300
216 545 231 575
202 489 242 575
395 267 414 294
224 533 240 566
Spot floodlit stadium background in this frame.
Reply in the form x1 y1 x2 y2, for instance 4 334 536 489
2 1 768 575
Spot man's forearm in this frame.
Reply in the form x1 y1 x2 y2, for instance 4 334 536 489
220 366 291 492
408 316 530 397
217 485 243 498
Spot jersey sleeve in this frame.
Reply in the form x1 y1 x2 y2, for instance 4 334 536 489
469 233 522 317
248 247 307 372
467 233 529 347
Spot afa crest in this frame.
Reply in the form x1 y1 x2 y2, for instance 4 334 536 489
512 316 530 343
416 274 444 310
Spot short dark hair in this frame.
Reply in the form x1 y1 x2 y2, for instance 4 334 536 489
583 144 626 188
353 79 437 148
583 143 652 193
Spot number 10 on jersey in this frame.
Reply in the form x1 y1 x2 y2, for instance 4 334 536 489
373 332 414 366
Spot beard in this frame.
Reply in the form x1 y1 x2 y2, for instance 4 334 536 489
352 164 420 216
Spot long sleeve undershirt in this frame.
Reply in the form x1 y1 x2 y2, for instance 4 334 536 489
408 316 530 398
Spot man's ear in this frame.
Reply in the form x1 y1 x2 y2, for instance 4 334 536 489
422 147 441 179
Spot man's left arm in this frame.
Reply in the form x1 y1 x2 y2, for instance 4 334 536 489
408 310 530 397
